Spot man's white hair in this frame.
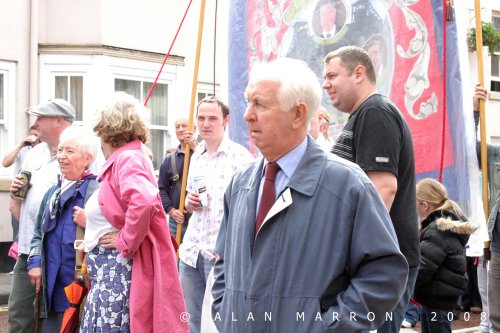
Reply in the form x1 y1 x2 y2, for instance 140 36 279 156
246 58 322 123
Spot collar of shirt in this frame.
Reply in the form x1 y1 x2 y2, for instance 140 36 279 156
35 142 57 162
196 135 232 157
259 136 307 201
175 144 184 157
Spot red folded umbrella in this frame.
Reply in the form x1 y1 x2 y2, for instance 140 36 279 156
60 275 88 333
170 233 179 252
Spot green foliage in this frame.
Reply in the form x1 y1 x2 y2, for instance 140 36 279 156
468 21 500 55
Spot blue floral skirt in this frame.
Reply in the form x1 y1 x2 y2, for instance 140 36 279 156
80 246 133 333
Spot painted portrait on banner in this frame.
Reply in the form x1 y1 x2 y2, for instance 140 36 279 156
278 0 395 136
228 0 481 223
234 0 453 175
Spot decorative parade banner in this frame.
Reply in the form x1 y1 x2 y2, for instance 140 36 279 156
228 0 482 218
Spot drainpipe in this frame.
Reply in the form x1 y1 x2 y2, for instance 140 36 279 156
29 0 38 107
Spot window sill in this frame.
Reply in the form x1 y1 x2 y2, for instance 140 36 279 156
0 178 12 191
489 91 500 100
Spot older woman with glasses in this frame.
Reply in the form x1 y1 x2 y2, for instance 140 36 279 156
27 126 99 332
79 92 188 333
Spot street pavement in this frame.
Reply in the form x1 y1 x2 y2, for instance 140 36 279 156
0 272 484 332
0 273 10 333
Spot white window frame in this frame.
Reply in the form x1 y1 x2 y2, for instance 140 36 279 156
54 74 84 121
196 83 220 105
47 71 87 125
492 55 500 92
39 53 179 168
39 54 92 126
0 61 16 178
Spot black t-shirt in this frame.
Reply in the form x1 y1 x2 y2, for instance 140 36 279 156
332 94 420 266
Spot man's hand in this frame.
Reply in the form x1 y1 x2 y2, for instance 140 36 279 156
21 134 38 147
473 84 487 111
183 130 198 150
28 268 42 294
186 192 203 212
10 174 26 195
169 208 185 224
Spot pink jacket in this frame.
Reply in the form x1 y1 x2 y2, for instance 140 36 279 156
98 139 188 333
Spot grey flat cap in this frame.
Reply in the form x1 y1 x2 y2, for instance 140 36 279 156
28 99 76 122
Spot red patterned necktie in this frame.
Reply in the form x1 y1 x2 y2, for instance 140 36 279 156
255 162 281 236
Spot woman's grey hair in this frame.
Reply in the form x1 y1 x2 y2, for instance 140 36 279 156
59 126 98 164
246 58 322 123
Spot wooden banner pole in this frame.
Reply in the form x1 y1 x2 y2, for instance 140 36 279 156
176 0 207 250
474 0 490 251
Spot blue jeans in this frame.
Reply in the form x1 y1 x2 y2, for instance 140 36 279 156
168 216 188 243
377 265 418 332
404 301 420 326
420 306 452 333
179 253 214 333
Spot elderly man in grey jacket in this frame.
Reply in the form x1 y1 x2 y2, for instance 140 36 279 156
211 58 408 332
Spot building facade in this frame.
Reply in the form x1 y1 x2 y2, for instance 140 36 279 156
1 0 499 248
0 0 227 245
467 0 500 143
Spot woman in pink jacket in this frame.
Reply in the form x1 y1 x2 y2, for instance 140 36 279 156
80 92 188 333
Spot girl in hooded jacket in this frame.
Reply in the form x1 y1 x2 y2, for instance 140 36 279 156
413 178 477 333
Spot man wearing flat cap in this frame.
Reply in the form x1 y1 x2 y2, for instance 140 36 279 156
8 99 74 333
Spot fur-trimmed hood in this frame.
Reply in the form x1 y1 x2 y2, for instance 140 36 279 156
421 210 478 247
435 217 477 235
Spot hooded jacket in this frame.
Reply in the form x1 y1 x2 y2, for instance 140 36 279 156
414 210 477 310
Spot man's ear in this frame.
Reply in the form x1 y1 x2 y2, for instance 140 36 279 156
56 116 65 128
292 103 308 129
223 115 231 129
353 65 366 82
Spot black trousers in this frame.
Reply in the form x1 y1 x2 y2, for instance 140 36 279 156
461 256 482 310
